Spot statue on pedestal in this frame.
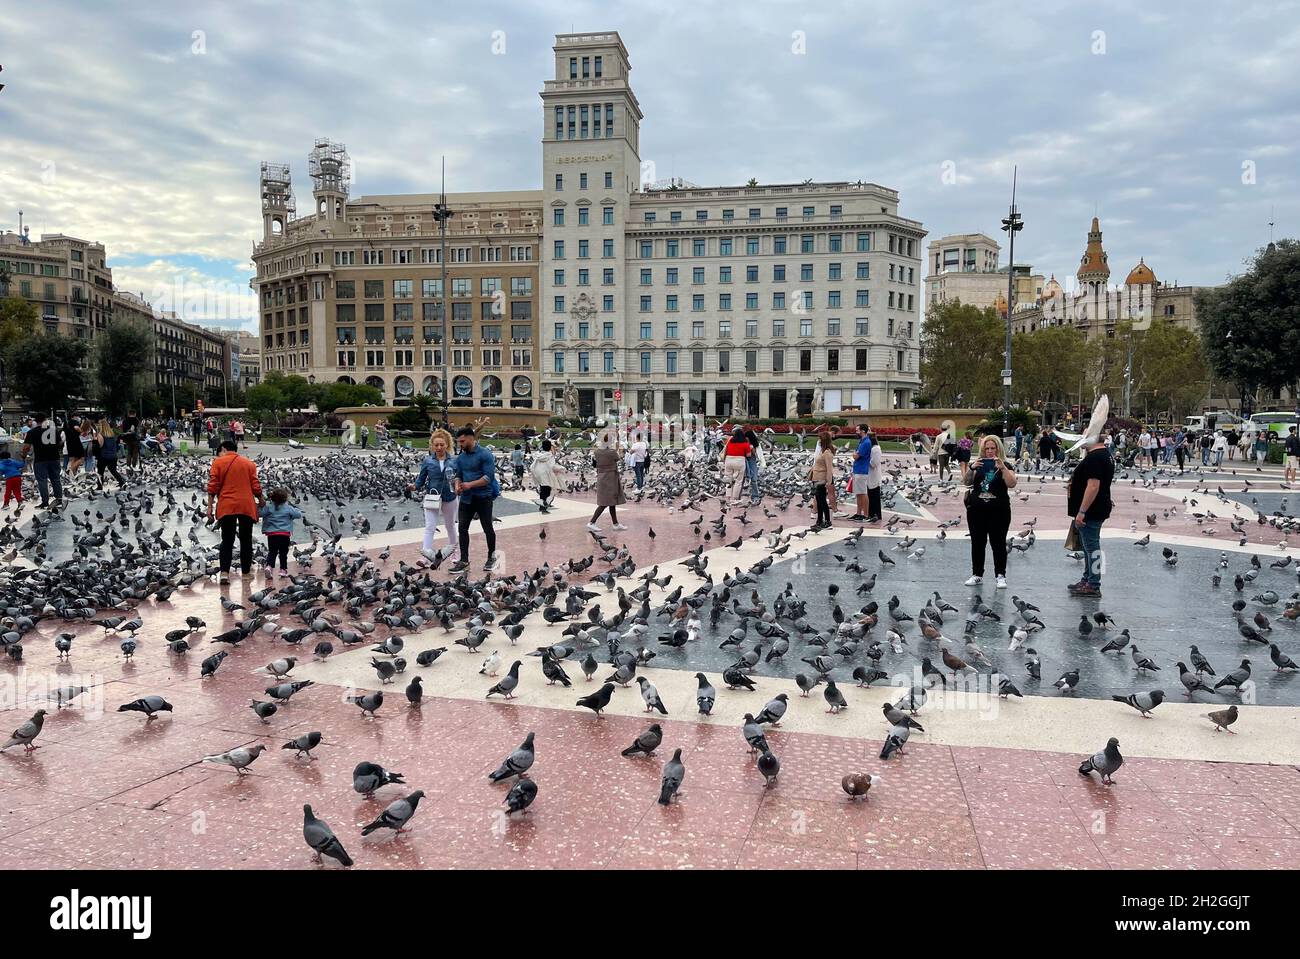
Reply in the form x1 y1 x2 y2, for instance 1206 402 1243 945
787 385 799 418
736 381 748 417
812 377 825 415
562 379 578 419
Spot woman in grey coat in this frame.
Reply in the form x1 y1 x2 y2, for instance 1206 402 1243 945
588 432 627 532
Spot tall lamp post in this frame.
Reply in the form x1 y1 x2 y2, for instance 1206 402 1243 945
166 367 178 419
999 167 1023 438
431 156 454 431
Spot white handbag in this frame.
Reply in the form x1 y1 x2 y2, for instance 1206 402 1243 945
422 494 442 509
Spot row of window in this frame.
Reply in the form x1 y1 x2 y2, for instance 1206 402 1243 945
555 316 914 341
331 277 534 299
335 349 533 369
552 206 617 227
335 301 533 325
324 245 534 269
550 347 914 375
554 103 616 140
553 290 916 313
334 324 533 345
554 171 616 192
630 263 876 285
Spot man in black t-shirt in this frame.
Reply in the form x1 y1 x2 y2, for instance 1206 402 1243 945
1066 439 1113 596
21 412 64 508
1285 426 1300 484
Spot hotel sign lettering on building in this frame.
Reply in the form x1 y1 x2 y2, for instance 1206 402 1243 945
556 154 616 164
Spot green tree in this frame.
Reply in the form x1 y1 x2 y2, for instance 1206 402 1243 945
7 333 89 413
315 380 383 414
1011 325 1087 412
1132 319 1209 419
92 319 154 415
1197 238 1300 411
0 295 39 358
246 380 287 422
919 301 1004 406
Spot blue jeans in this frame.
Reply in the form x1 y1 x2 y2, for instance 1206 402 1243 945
633 461 645 489
1077 519 1104 586
34 460 63 505
744 457 760 503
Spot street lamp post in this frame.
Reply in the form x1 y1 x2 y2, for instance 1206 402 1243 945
166 367 177 419
431 156 454 431
999 167 1023 438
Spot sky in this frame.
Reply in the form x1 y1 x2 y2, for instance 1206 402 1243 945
1 0 1297 332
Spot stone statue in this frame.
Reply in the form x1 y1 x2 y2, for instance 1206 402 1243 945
562 379 578 419
736 381 748 416
787 385 800 418
812 377 825 415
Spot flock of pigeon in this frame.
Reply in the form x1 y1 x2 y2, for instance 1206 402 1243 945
1 434 1297 867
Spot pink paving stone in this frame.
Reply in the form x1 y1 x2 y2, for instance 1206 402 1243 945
1091 829 1228 870
1161 791 1300 839
952 745 1057 784
972 815 1110 870
960 778 1086 826
1201 834 1300 870
608 827 746 870
739 839 859 870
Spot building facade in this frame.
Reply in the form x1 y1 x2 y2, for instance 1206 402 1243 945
924 232 1044 318
251 148 542 409
253 32 925 418
539 32 924 419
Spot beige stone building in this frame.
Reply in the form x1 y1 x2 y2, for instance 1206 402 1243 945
924 232 1044 319
0 230 114 341
251 144 542 409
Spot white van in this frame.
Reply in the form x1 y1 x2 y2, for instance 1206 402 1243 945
1183 411 1243 433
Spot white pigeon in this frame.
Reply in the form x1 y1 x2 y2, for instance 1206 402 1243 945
479 649 502 677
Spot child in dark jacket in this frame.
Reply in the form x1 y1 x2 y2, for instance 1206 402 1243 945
258 487 303 577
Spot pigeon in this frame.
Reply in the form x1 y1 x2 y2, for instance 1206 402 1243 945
303 805 353 867
879 723 910 760
658 748 685 804
1178 662 1215 697
694 673 716 714
756 747 780 787
1214 659 1251 692
1078 737 1123 784
742 714 769 754
250 700 278 723
1112 690 1165 717
488 732 535 781
997 676 1023 699
0 709 46 752
841 772 881 801
823 680 848 713
754 694 788 726
1206 704 1239 733
203 744 267 774
352 762 405 797
485 660 522 699
621 723 663 757
117 696 173 720
576 683 616 716
637 676 667 715
345 690 384 717
281 731 322 759
361 790 426 835
504 777 539 814
1269 644 1298 672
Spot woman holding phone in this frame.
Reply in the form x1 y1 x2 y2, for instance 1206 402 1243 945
961 434 1017 589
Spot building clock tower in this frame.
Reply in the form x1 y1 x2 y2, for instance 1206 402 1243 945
539 32 643 419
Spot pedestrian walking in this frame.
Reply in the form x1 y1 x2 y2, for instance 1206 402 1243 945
23 413 63 508
449 426 499 573
258 487 303 577
93 420 126 488
530 438 559 513
808 432 835 531
587 431 627 532
411 428 458 562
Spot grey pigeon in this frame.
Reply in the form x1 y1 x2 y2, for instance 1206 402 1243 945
754 693 788 726
361 790 426 835
694 673 715 715
485 660 522 699
117 695 173 720
823 680 848 713
621 723 663 758
504 777 538 814
281 731 322 759
352 761 405 797
658 748 685 804
488 732 535 781
0 709 46 752
1078 737 1123 784
203 744 266 774
1112 689 1165 717
303 804 353 867
756 747 780 787
345 690 384 717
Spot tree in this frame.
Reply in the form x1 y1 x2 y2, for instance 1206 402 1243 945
315 380 383 414
1131 319 1209 419
919 301 1004 407
92 319 154 416
6 333 89 414
246 380 288 422
0 295 39 358
1197 238 1300 412
1011 325 1087 412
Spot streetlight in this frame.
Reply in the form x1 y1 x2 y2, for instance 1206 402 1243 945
431 156 454 431
166 367 177 418
999 166 1024 438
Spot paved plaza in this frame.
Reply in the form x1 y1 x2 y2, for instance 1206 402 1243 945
2 448 1299 870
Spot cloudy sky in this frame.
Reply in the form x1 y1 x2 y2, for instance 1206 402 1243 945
2 0 1296 331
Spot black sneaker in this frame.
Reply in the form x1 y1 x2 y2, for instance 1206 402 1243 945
448 560 470 573
850 514 866 522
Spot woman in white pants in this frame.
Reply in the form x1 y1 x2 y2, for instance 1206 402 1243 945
410 429 458 560
722 427 752 504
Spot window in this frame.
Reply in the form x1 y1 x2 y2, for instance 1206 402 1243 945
666 321 678 339
745 318 758 338
776 207 788 220
773 292 786 310
801 234 815 253
364 279 384 298
666 351 678 374
666 240 679 257
800 349 812 372
421 278 442 298
644 212 656 223
722 209 734 221
602 239 614 257
774 236 787 254
602 296 614 313
666 295 678 312
579 172 588 190
746 237 760 255
719 293 731 311
772 349 784 372
855 318 868 336
554 296 565 313
692 320 705 339
670 211 682 222
602 268 614 285
800 319 812 337
554 351 565 373
829 234 842 253
693 239 706 256
692 267 705 284
746 265 758 282
666 268 678 285
828 348 839 371
773 318 785 337
692 294 704 312
746 292 758 310
602 321 613 338
856 348 868 371
696 209 708 221
640 240 653 257
578 269 590 286
774 264 786 282
577 207 588 226
452 278 471 298
336 280 355 298
828 318 841 336
829 263 842 280
554 240 565 259
603 351 614 374
640 295 652 312
692 350 704 373
800 264 813 282
897 349 906 370
604 171 613 189
720 238 733 255
856 290 870 307
640 322 652 339
828 291 841 308
553 209 565 227
578 351 589 373
640 351 651 374
745 349 757 372
640 269 652 286
719 266 732 283
510 276 532 296
857 232 871 252
577 240 589 258
555 174 563 191
553 322 565 340
603 208 614 225
719 319 731 338
857 262 870 279
749 208 761 220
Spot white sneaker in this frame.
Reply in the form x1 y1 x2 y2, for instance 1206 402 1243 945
964 575 983 586
586 523 602 532
612 523 629 531
995 575 1008 589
